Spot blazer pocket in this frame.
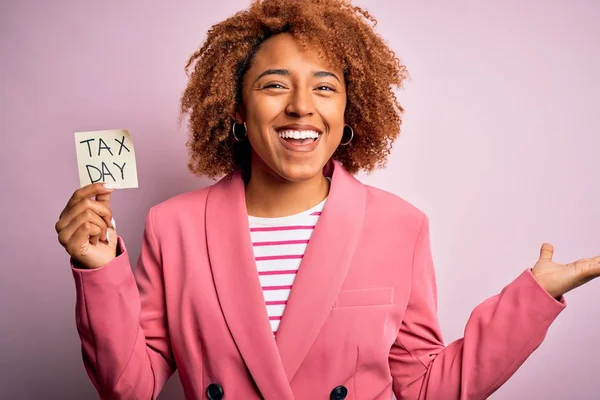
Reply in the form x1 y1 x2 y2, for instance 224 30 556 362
333 287 395 308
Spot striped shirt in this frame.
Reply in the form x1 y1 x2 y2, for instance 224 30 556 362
248 199 326 335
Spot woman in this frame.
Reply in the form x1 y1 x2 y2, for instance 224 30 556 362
55 0 599 399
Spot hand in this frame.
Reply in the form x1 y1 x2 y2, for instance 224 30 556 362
55 183 118 269
531 243 600 298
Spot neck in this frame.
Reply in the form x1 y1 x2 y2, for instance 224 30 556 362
245 162 330 218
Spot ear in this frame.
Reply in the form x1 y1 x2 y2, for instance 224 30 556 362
231 106 245 124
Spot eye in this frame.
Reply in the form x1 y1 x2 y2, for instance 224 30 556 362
263 83 286 89
316 85 336 92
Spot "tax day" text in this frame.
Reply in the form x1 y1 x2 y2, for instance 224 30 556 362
78 136 131 183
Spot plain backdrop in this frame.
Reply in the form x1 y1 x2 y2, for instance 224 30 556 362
1 0 598 399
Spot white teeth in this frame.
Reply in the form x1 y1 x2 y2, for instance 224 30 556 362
277 130 320 139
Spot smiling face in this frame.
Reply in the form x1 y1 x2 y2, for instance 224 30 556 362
236 32 347 182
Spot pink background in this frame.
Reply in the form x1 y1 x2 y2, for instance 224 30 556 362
2 1 598 398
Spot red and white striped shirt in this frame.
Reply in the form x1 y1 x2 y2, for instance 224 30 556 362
248 199 326 335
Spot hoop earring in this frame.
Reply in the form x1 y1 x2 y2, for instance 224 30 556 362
340 124 354 146
232 121 247 142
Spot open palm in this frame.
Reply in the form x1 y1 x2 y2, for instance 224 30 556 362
532 243 600 298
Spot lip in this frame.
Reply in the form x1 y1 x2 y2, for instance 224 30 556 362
275 123 323 153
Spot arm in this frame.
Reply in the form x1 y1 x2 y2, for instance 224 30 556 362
71 208 176 399
389 214 566 400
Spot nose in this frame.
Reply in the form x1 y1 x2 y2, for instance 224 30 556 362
285 88 315 117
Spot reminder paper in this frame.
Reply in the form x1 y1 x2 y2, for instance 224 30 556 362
74 129 139 188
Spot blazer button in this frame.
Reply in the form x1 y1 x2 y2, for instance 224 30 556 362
330 385 348 400
206 383 224 400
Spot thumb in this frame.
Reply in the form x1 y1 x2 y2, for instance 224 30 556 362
96 182 120 204
95 190 113 204
539 243 554 261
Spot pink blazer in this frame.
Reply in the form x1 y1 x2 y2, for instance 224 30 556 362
71 160 565 400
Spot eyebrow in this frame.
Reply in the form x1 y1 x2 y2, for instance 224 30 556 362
254 69 340 83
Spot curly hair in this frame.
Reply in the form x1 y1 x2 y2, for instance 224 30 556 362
180 0 408 178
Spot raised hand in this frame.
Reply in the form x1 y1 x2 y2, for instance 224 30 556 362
532 243 600 298
55 183 118 269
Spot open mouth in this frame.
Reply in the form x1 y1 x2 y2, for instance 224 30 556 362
277 129 321 145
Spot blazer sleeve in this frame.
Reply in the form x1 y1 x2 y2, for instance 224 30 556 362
389 213 566 400
71 207 176 399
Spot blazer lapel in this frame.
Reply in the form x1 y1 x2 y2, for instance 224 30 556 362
205 172 294 399
275 160 367 381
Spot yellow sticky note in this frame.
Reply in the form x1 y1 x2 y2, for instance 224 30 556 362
74 129 139 188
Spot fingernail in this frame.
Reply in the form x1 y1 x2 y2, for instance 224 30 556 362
110 217 116 230
106 230 110 244
104 183 121 190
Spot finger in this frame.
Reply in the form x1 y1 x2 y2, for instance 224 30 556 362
90 229 100 246
591 261 600 277
539 243 554 261
61 183 114 218
59 211 108 248
575 259 600 280
56 199 113 233
57 210 109 248
576 258 596 264
95 189 113 205
68 222 103 256
56 199 112 233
